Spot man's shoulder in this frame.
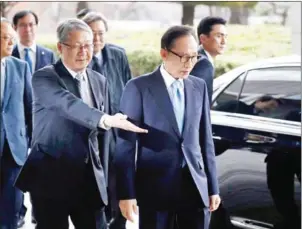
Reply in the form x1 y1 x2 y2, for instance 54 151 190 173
6 56 27 67
37 44 55 55
107 43 125 52
126 68 157 89
195 55 213 68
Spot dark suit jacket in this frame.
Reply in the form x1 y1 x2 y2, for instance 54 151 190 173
12 44 56 71
88 44 131 115
15 60 110 205
190 48 214 104
0 57 32 165
114 67 219 210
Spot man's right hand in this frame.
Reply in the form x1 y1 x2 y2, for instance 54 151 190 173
119 199 138 223
104 113 148 133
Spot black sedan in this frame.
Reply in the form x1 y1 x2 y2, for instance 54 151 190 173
209 55 301 229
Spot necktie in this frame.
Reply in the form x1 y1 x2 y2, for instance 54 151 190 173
74 73 94 108
24 48 33 74
171 80 185 134
92 56 103 75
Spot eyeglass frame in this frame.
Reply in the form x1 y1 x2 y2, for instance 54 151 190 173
166 48 201 64
17 23 37 29
60 42 94 51
0 36 17 43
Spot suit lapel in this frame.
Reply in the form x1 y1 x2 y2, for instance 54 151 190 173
35 45 41 71
148 69 181 138
54 60 80 98
86 69 101 110
182 78 195 137
3 59 17 109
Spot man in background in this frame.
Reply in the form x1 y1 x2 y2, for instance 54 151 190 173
82 12 132 229
190 16 227 104
0 17 32 229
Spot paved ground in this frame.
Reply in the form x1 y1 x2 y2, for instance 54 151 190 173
21 193 138 229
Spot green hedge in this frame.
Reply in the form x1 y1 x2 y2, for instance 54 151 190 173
39 24 292 78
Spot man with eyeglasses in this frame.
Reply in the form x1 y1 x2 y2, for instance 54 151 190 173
0 17 33 229
82 12 132 229
115 25 220 229
12 10 56 75
14 18 147 229
11 10 57 227
190 16 227 104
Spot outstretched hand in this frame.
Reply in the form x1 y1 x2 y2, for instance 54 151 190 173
105 113 148 133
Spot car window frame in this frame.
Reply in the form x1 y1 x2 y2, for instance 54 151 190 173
212 65 301 125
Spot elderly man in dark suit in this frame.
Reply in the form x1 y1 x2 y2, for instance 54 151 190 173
0 17 32 229
115 25 220 229
82 12 132 229
190 16 227 104
12 10 56 75
15 18 147 229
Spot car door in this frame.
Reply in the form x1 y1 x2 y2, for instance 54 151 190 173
209 66 301 229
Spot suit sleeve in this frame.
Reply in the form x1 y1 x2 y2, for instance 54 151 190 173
32 68 104 130
114 80 142 200
121 52 132 84
23 62 33 146
191 59 214 103
199 81 219 196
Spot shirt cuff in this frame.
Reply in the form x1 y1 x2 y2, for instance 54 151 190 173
98 114 111 130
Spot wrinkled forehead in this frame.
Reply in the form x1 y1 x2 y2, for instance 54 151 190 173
66 29 93 43
171 35 198 54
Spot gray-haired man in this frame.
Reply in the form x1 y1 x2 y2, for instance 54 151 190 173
15 18 147 229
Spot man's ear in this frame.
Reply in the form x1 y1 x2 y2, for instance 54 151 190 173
160 48 168 60
57 42 62 55
199 34 207 45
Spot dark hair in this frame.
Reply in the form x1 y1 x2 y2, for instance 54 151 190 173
197 16 226 38
13 10 39 26
76 8 93 19
161 25 197 50
257 96 281 104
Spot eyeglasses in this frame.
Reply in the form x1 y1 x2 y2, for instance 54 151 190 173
18 23 37 29
167 49 200 64
61 43 94 51
0 36 16 43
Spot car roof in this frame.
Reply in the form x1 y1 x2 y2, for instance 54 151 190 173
214 55 301 88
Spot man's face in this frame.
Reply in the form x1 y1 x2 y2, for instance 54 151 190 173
14 13 37 45
57 30 93 72
200 24 227 57
1 22 16 58
160 35 198 79
255 99 279 112
88 20 106 55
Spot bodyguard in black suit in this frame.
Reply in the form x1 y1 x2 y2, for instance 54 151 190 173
15 18 147 229
190 16 227 104
82 12 132 229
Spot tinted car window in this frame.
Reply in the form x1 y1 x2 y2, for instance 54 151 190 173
213 66 301 122
212 72 245 112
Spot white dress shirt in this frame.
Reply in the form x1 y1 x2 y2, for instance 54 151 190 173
63 64 110 130
17 43 37 73
160 64 184 102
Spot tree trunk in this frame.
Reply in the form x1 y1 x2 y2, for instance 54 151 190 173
229 5 249 25
209 6 214 16
181 3 195 26
76 1 89 14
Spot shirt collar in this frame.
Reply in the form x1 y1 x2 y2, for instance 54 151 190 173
203 49 214 67
1 57 6 67
160 64 184 89
18 42 37 53
63 63 87 81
